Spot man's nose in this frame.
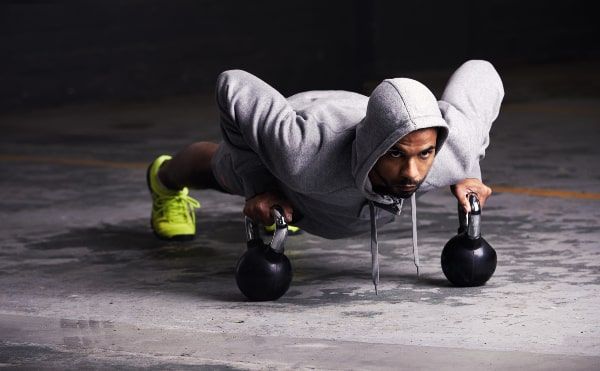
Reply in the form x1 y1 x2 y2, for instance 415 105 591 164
400 158 419 181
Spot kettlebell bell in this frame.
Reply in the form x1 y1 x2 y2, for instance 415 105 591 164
235 207 292 301
441 193 497 286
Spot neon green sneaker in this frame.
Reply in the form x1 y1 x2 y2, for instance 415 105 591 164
264 223 302 235
147 155 201 241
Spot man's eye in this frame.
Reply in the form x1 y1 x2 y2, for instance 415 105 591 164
388 149 403 158
419 150 433 159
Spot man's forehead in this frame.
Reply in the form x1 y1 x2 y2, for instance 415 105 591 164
394 128 438 148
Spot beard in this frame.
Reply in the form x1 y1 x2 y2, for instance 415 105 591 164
372 182 422 199
371 169 423 199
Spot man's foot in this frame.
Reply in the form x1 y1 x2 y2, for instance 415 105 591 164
147 155 201 241
264 223 303 236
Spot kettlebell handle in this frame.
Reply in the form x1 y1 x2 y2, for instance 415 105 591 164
244 206 288 254
458 193 481 239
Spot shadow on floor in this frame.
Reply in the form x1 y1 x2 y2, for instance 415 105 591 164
17 215 506 305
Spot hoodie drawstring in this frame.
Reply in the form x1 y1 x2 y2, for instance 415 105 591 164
369 201 379 294
411 193 420 277
368 194 420 294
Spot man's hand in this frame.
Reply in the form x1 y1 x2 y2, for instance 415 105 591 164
244 191 294 225
451 178 492 213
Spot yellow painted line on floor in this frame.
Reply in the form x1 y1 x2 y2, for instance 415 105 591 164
491 185 600 200
1 154 599 200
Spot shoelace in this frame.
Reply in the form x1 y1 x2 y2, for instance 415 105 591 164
155 192 200 223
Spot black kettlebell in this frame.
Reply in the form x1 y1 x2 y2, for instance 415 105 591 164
235 207 292 301
441 193 497 286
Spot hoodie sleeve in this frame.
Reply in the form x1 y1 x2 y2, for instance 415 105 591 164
216 70 325 199
422 60 504 191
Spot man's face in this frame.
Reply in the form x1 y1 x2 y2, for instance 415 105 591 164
368 128 438 199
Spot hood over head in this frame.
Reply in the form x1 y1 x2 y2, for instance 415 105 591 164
352 77 449 294
352 78 449 203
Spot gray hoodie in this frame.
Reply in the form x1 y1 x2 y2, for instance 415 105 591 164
216 60 504 291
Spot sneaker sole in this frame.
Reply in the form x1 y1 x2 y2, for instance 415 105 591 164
151 229 196 242
146 162 197 242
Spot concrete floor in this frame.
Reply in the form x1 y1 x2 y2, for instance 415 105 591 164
1 70 600 369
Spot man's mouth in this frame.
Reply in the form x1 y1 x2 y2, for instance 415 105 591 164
371 169 422 198
391 185 417 191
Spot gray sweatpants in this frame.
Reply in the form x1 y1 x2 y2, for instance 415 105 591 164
210 142 245 197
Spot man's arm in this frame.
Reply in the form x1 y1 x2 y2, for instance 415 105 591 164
441 60 504 129
216 70 326 199
421 60 504 207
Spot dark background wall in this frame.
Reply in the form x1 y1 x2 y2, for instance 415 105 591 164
1 0 598 112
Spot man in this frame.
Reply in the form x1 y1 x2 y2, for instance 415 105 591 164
146 60 504 291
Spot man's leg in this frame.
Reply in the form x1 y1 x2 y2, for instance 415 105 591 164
157 141 226 192
148 141 227 241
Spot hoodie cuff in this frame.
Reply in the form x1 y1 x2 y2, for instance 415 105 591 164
466 162 482 180
240 168 278 200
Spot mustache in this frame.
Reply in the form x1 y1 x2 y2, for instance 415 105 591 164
373 168 421 188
